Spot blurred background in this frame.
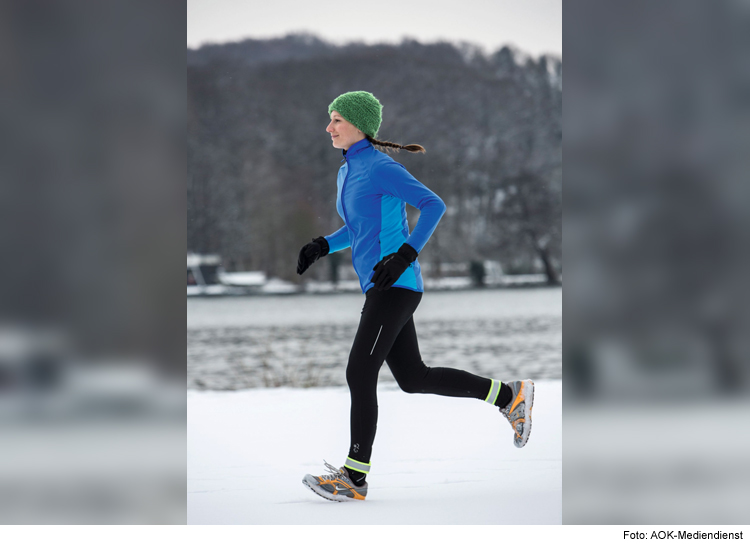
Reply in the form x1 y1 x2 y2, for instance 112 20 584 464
0 1 185 523
564 0 750 524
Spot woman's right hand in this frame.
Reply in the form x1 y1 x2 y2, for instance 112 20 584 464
296 236 330 275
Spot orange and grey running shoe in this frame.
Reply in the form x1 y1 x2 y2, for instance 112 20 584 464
302 461 368 502
500 380 534 448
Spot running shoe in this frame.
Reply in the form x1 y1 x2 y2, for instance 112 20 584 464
302 461 368 502
500 379 534 448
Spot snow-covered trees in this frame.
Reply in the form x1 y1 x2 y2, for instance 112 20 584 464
187 34 561 282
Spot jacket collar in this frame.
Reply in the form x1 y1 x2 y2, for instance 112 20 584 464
342 138 372 162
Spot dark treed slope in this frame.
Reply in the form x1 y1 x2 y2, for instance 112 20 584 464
188 33 561 283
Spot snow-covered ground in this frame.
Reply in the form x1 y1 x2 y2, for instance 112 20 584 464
188 287 562 390
188 380 561 524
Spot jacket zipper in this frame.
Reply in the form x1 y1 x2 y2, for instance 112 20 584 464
340 160 356 252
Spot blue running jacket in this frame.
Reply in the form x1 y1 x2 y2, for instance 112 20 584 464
324 138 446 294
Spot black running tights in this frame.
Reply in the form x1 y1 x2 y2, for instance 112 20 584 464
346 286 493 467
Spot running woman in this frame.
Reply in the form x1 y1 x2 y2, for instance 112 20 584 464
297 91 534 502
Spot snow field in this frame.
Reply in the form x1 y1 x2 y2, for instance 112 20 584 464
188 380 561 524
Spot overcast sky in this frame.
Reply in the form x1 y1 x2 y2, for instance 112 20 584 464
187 0 562 59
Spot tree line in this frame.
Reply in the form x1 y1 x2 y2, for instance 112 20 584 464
188 33 561 284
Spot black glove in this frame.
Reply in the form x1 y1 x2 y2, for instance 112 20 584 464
370 243 418 291
297 236 329 275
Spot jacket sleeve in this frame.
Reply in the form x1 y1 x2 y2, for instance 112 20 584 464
324 225 351 253
371 161 447 253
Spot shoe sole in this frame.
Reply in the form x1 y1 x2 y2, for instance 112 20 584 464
515 380 534 448
302 475 364 502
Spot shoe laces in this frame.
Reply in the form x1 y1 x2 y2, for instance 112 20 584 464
322 460 345 479
499 404 511 421
500 393 524 423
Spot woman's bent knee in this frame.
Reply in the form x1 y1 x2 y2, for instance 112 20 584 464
394 364 431 394
397 381 423 394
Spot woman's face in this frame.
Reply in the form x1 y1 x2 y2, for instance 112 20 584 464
326 110 365 150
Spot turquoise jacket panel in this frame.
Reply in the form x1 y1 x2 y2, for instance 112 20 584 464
324 138 446 294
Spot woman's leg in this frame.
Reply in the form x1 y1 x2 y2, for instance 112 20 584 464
385 315 501 399
344 287 422 479
385 312 535 450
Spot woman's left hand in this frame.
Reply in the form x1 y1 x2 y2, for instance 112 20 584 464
370 243 418 291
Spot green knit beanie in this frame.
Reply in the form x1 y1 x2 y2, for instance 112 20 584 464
328 91 383 139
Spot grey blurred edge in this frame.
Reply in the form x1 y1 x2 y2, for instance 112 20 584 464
564 0 750 524
0 2 187 524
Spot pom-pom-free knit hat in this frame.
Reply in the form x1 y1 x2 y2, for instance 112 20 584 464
328 91 383 139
